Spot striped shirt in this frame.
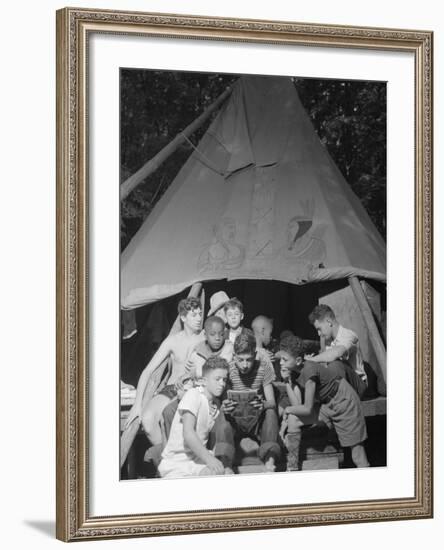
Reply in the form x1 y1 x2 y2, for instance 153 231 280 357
228 353 275 397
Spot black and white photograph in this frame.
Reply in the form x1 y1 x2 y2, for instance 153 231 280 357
119 70 387 481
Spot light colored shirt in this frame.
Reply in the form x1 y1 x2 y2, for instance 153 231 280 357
327 325 366 381
161 387 218 462
228 326 243 344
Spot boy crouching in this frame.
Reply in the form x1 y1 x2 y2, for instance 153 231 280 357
279 334 369 469
158 356 232 479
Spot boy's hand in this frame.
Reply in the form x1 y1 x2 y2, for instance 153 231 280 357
304 353 315 360
221 399 236 415
280 366 291 381
251 397 264 412
206 456 225 475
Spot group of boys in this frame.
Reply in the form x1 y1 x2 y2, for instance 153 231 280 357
125 291 370 479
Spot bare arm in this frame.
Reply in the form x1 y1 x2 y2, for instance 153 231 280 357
308 345 347 363
263 383 276 408
285 383 302 406
133 337 174 406
285 379 316 416
124 337 174 428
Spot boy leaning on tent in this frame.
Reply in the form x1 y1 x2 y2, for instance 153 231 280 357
124 296 204 446
305 304 368 399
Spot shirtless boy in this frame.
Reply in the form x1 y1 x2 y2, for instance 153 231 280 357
124 297 204 446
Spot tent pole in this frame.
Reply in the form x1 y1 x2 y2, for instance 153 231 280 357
120 282 203 468
348 276 386 383
120 87 232 201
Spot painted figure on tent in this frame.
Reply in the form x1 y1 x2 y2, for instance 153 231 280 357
198 217 245 273
278 200 327 282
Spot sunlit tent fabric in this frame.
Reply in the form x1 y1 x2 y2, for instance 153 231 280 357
121 76 386 309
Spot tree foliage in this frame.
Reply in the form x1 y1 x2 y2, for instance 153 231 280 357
120 70 386 250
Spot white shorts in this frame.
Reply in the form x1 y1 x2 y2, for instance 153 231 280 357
158 454 208 479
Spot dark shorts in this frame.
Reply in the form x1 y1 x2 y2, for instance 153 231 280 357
157 384 178 400
319 378 367 447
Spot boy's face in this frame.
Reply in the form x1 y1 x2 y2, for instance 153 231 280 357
181 308 202 332
254 321 273 346
259 322 273 346
313 318 333 340
234 352 255 375
226 307 243 330
205 321 225 351
203 368 228 398
279 350 301 379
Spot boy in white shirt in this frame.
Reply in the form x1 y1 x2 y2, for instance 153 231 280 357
158 356 231 479
306 304 367 397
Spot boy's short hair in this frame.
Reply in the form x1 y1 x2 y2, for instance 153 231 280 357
223 297 244 314
204 315 225 331
279 329 294 341
279 334 305 360
202 355 229 375
233 328 256 355
178 296 201 317
308 304 336 325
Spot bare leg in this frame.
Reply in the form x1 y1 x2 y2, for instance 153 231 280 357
198 467 226 476
264 456 276 472
285 414 303 471
141 394 171 446
351 443 370 468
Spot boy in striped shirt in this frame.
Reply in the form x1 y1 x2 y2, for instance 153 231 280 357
222 329 281 471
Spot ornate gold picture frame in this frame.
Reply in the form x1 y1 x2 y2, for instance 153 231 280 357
56 7 433 542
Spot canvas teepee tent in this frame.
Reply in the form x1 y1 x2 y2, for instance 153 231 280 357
120 75 387 468
122 76 385 310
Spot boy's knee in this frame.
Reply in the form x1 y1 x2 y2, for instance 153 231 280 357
351 444 369 467
141 410 156 434
141 402 165 434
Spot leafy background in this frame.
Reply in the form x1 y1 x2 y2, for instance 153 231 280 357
120 70 386 250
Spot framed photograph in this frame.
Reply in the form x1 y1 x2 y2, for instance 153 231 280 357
56 7 433 542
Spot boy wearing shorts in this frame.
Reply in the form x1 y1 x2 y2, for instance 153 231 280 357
279 334 369 468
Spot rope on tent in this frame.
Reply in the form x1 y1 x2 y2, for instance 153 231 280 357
180 132 227 177
120 86 232 200
206 129 231 154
